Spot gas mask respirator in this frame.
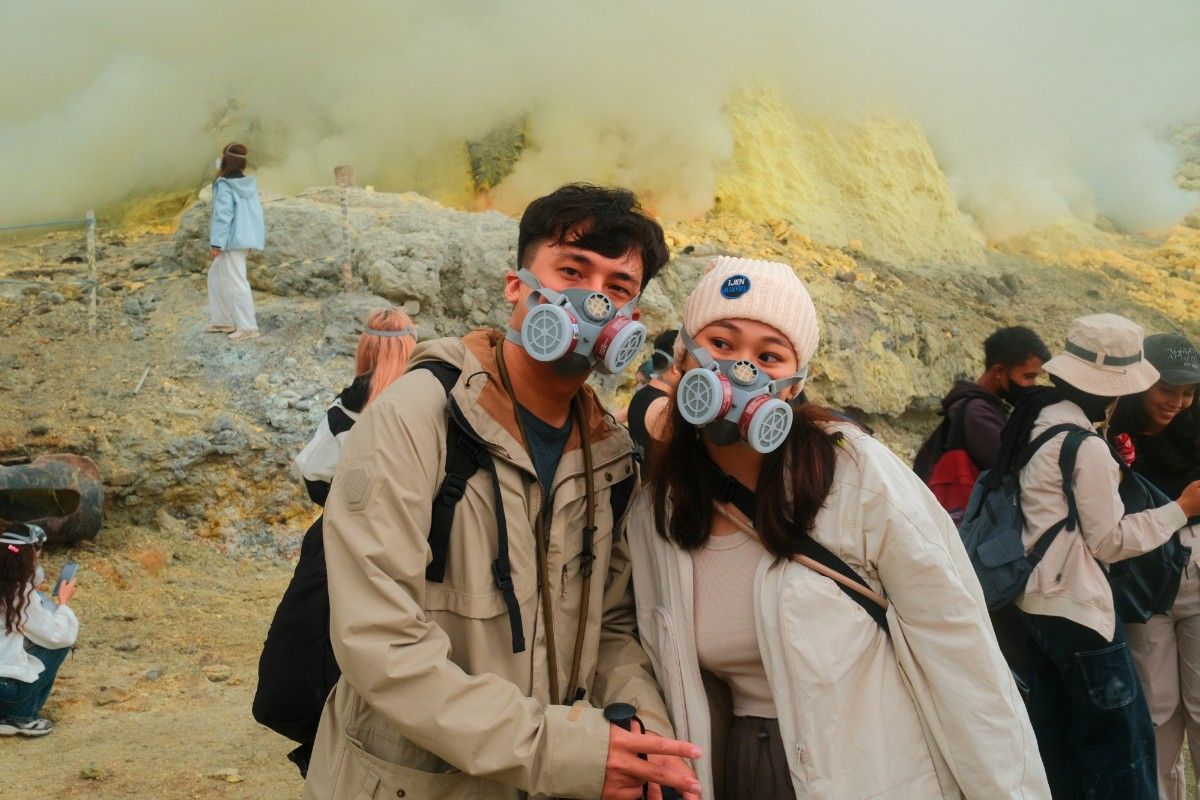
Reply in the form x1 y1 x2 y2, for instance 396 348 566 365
675 331 807 453
506 269 646 376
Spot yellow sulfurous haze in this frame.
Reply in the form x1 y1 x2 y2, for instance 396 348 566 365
2 1 1198 264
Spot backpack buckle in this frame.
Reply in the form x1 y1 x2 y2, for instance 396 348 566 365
439 474 468 504
491 559 514 592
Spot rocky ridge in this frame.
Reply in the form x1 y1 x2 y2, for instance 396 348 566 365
2 188 1199 549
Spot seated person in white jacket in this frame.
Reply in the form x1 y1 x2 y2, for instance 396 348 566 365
627 257 1049 799
0 523 79 737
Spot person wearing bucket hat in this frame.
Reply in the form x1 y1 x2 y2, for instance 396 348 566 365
0 522 79 737
623 256 1049 799
1110 333 1200 799
1008 314 1200 799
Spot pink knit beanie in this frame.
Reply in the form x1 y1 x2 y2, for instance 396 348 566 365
674 256 820 369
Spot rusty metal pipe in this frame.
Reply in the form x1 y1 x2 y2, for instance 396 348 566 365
0 455 103 543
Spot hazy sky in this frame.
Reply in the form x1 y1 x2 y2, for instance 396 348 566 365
2 1 1197 238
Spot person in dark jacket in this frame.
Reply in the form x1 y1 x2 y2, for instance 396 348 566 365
626 329 679 461
922 325 1051 474
1111 333 1200 800
255 307 415 776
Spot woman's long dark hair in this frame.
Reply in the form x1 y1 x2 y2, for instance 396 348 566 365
0 544 37 635
1110 386 1200 477
649 396 844 558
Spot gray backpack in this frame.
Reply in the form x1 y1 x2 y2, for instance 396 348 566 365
958 423 1092 610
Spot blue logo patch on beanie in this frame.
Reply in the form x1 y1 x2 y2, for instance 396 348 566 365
720 274 751 299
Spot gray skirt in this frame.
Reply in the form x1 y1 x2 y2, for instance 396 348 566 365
724 716 796 800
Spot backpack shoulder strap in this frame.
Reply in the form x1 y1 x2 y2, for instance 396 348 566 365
1057 427 1096 533
1025 425 1095 566
944 396 979 451
409 362 466 584
411 362 525 655
1015 423 1083 470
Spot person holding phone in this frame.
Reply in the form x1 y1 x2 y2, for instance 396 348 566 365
0 523 78 737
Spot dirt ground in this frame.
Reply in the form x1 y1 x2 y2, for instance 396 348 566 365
0 520 307 798
0 223 316 797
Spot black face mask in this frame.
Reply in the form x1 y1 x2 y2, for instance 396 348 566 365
1049 375 1113 422
1000 382 1039 405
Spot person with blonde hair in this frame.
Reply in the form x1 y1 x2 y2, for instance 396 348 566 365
254 308 416 775
626 256 1048 799
293 307 418 502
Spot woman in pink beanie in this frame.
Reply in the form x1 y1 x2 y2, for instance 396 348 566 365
624 256 1049 799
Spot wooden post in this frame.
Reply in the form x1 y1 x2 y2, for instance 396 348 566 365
86 210 97 336
334 166 355 293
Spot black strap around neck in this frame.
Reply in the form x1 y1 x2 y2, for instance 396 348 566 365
709 461 889 633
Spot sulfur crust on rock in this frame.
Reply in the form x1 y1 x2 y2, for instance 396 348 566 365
714 85 987 268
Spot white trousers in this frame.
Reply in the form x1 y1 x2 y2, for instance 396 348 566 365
207 249 258 331
1126 561 1200 800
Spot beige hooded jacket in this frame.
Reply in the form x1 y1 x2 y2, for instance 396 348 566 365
303 330 672 800
1015 400 1188 640
626 424 1050 799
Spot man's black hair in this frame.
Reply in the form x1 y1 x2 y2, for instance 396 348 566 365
517 183 670 289
984 326 1051 369
652 329 678 353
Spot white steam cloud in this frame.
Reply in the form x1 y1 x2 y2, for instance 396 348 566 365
2 1 1197 239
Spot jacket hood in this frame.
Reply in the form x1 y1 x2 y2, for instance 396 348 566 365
408 329 629 456
941 380 1003 415
217 175 258 198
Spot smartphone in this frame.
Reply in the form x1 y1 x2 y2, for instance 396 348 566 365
52 562 78 599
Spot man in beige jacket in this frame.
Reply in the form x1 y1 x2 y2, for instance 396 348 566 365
1016 314 1200 799
303 184 701 800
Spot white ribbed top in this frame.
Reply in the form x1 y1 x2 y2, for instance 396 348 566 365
692 526 776 718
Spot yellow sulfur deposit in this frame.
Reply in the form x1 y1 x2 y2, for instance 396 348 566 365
715 85 986 268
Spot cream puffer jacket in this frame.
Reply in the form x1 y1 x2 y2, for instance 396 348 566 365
626 424 1051 799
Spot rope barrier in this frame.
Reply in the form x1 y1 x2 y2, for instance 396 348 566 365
0 218 89 233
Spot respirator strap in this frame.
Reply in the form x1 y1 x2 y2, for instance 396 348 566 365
680 329 718 370
766 370 807 396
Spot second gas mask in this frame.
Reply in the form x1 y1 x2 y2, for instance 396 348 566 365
507 269 646 375
675 331 806 453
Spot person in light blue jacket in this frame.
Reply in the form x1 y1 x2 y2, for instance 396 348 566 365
208 142 265 341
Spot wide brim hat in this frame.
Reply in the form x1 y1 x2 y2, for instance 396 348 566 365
1042 313 1160 397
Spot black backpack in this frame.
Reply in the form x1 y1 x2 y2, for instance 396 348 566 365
958 423 1092 610
251 362 636 775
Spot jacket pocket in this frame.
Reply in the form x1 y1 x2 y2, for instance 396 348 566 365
424 576 535 620
340 736 482 799
1074 642 1137 710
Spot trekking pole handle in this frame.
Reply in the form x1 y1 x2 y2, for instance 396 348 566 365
603 702 649 800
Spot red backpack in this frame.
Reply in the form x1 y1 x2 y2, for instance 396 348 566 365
913 399 983 525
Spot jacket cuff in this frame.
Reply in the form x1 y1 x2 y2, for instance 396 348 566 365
540 702 610 799
1163 501 1189 532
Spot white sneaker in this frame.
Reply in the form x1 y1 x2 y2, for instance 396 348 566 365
0 717 53 736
